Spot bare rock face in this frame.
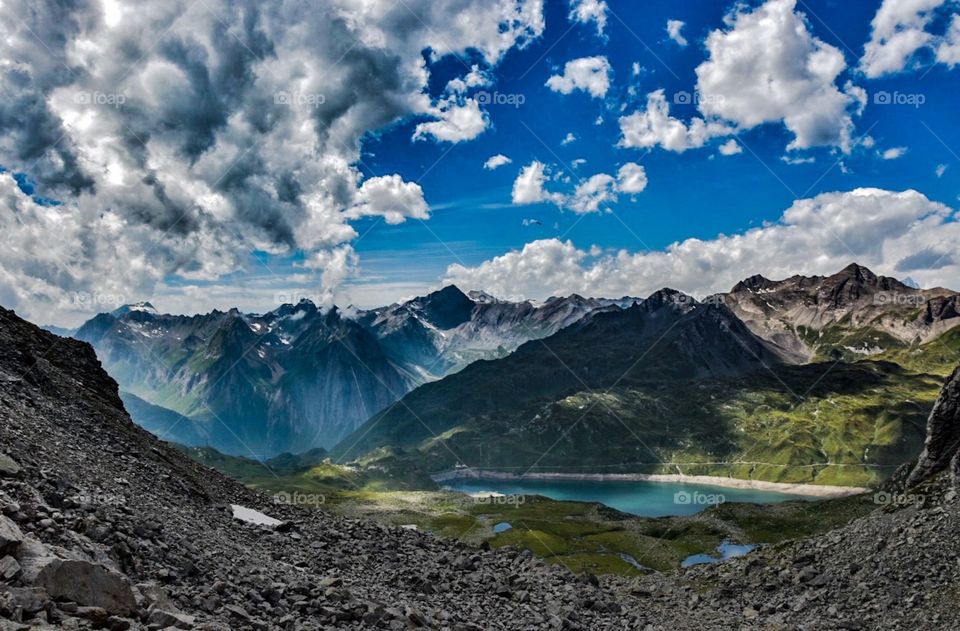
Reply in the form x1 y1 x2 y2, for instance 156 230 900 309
33 559 138 616
0 453 19 477
907 366 960 487
0 517 22 557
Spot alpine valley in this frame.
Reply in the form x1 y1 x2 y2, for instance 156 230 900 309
65 263 959 489
70 286 636 455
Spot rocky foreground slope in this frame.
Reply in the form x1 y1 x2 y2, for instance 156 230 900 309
1 305 959 629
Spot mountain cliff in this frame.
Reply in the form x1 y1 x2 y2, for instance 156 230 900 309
74 288 625 455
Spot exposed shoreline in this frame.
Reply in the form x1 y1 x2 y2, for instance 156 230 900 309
432 469 871 498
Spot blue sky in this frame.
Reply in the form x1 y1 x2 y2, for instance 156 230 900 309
348 0 958 293
1 0 958 324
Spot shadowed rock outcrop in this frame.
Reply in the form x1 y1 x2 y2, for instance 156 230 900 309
908 366 960 486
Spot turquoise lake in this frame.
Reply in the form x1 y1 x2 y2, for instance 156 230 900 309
443 477 812 517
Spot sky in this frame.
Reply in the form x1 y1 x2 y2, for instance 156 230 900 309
0 0 958 326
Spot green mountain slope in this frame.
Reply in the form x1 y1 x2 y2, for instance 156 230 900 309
333 288 958 487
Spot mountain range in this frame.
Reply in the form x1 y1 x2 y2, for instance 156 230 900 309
2 299 960 629
333 264 960 486
71 287 628 455
64 263 960 482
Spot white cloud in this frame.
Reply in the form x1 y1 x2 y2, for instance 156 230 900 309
718 139 743 156
860 0 948 77
0 0 547 325
882 146 908 160
296 245 360 304
546 56 612 98
446 65 492 94
484 154 513 170
781 155 816 165
569 0 608 36
619 90 730 152
695 0 862 153
572 158 587 169
937 14 960 67
445 188 960 299
512 161 565 206
345 175 430 225
616 162 648 194
936 163 948 177
511 160 647 213
569 174 618 213
414 97 490 143
667 20 688 47
561 132 577 145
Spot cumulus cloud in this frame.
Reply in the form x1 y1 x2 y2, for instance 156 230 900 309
616 162 648 193
937 14 960 67
569 0 608 36
718 139 743 156
561 132 577 145
546 56 612 98
619 90 730 152
446 65 493 94
569 174 617 213
345 175 430 225
667 20 688 46
446 188 960 298
511 161 566 206
0 0 546 324
484 154 513 170
296 245 359 304
621 1 864 155
860 0 949 77
936 163 948 177
695 0 862 153
511 160 646 213
414 97 490 143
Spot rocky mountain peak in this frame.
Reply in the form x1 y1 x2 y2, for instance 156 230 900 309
411 285 474 330
731 273 776 293
110 301 158 317
907 366 960 486
825 262 908 291
642 287 696 312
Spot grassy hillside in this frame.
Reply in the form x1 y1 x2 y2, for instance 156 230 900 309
334 358 949 487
